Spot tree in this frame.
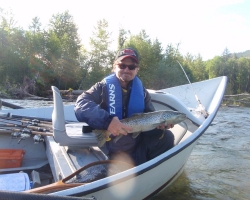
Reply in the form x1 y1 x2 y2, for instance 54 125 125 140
45 11 81 89
185 54 207 82
117 28 127 49
158 44 187 88
80 19 114 89
124 30 163 89
0 8 29 85
222 47 231 61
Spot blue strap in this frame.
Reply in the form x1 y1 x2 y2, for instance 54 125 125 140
105 74 123 119
105 74 145 119
127 76 144 117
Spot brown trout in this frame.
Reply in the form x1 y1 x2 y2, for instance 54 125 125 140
93 110 186 147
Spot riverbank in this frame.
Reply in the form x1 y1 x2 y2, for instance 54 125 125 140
1 89 250 108
222 93 250 107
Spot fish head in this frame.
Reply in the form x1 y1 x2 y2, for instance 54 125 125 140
161 110 186 124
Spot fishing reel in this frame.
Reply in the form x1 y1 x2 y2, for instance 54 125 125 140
11 128 44 144
33 134 45 143
11 128 32 139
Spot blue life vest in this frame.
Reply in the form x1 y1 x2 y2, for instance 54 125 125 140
104 73 145 154
105 73 144 119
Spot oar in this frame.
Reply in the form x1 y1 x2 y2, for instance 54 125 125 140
0 128 53 136
0 100 24 109
25 160 133 194
0 190 85 200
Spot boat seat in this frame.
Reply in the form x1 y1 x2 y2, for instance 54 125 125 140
51 86 98 147
172 122 188 145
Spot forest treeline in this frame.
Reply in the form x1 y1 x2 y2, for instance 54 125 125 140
0 9 250 98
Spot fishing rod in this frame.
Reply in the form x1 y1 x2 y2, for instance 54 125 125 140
22 118 52 124
0 127 53 136
21 120 52 129
173 49 208 118
0 117 52 130
0 123 52 133
0 125 53 144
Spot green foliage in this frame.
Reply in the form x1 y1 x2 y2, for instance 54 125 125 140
117 28 127 49
235 50 250 58
78 19 114 89
44 11 81 89
184 53 208 82
124 30 163 88
1 7 250 96
205 54 250 94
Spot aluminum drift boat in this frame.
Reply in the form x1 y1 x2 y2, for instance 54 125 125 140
0 76 227 199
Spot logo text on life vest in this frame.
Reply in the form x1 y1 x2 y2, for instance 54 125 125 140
109 84 115 115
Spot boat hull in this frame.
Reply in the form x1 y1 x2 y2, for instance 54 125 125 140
0 76 227 199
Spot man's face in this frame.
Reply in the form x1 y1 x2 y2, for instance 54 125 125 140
114 57 139 86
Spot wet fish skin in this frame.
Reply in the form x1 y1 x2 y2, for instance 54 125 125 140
93 110 186 147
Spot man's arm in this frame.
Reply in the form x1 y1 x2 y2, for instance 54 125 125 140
74 82 113 130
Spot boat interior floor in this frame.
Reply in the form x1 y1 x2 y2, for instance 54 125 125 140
0 118 197 189
0 132 48 173
46 119 195 182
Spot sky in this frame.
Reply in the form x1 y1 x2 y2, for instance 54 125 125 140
0 0 250 60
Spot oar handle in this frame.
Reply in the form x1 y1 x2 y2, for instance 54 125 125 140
25 181 83 194
0 100 24 109
26 160 133 194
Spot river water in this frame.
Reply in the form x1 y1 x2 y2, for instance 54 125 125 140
1 100 250 200
151 106 250 200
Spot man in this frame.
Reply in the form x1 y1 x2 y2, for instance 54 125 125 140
74 47 174 166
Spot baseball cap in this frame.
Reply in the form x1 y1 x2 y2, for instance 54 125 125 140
115 48 139 64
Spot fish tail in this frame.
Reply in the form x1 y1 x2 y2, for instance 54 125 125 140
93 130 111 147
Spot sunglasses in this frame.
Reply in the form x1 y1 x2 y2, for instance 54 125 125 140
117 63 137 70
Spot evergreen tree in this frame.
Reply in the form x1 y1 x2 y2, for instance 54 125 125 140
81 19 114 89
45 11 81 89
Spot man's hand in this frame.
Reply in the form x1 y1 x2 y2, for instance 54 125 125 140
107 117 132 136
157 123 174 130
